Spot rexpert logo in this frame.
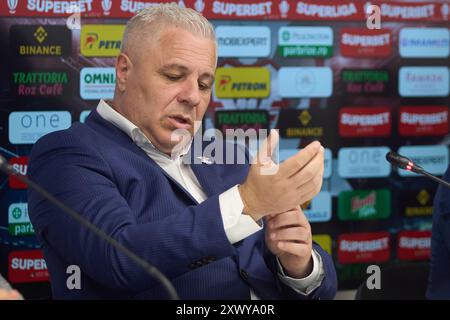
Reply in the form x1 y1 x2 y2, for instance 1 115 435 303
398 145 449 177
80 67 115 100
80 25 125 57
338 146 391 178
215 67 270 98
8 250 49 283
303 191 332 223
399 28 449 58
8 156 28 189
399 67 449 97
340 28 391 58
399 106 449 137
278 67 332 98
397 231 431 261
339 107 391 138
216 26 271 58
338 232 391 264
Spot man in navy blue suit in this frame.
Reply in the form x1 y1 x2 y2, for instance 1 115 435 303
28 4 337 299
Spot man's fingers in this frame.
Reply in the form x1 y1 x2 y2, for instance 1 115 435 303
257 129 279 165
270 227 310 243
277 241 311 257
290 149 324 189
280 141 322 178
269 208 310 229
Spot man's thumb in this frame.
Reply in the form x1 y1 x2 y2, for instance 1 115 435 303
258 129 279 165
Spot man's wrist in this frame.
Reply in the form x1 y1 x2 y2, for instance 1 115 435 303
238 184 261 221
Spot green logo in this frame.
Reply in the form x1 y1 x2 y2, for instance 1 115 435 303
12 207 22 220
338 189 391 221
282 30 290 42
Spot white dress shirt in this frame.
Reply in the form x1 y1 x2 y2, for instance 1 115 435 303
96 100 324 297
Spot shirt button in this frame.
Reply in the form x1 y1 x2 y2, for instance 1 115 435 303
240 269 249 280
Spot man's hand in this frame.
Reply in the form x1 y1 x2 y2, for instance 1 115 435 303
265 207 313 279
0 288 23 300
239 130 324 221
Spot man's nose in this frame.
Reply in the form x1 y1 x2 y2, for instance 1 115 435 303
177 79 201 107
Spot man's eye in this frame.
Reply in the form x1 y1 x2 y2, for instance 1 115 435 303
165 74 182 81
199 82 212 91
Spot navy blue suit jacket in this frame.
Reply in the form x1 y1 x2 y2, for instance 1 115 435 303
427 167 450 299
28 110 337 299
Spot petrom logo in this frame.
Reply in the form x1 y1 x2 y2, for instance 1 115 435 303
80 25 125 57
215 67 270 98
8 203 34 236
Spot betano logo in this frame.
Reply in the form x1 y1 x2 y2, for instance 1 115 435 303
215 67 270 98
80 25 125 57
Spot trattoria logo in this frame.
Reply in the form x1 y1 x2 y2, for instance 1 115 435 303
215 110 269 134
341 69 389 95
12 71 71 98
340 28 391 57
10 25 71 57
215 67 270 98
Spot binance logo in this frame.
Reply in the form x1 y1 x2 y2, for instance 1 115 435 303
299 110 312 126
417 189 430 206
34 26 48 44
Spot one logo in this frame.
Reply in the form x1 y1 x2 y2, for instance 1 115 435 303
80 67 115 100
339 107 391 137
397 231 431 261
8 250 49 283
8 156 28 189
399 67 449 97
278 27 333 58
338 189 391 221
8 0 18 14
216 26 271 58
102 0 112 15
397 145 449 177
399 28 449 58
399 106 449 137
215 67 270 98
278 67 332 98
340 28 391 57
279 0 290 18
338 232 391 264
338 146 391 178
80 25 125 57
194 0 205 13
9 111 72 144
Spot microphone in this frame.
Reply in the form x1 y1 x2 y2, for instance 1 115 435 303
386 151 450 188
0 154 179 300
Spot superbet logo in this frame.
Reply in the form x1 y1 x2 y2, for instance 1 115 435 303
8 156 28 189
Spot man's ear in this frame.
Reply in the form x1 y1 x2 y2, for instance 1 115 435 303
115 53 132 92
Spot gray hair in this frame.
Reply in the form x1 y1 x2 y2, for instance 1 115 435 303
121 3 216 55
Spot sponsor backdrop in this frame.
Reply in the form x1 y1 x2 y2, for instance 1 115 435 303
0 0 449 298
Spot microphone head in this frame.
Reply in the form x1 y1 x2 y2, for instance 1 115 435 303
385 151 423 173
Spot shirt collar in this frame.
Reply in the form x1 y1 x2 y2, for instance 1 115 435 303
96 99 192 159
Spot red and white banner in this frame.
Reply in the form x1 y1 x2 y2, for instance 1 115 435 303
339 107 391 137
338 232 391 264
1 1 448 21
8 250 49 283
397 230 431 261
399 106 449 137
340 28 392 57
8 156 28 189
